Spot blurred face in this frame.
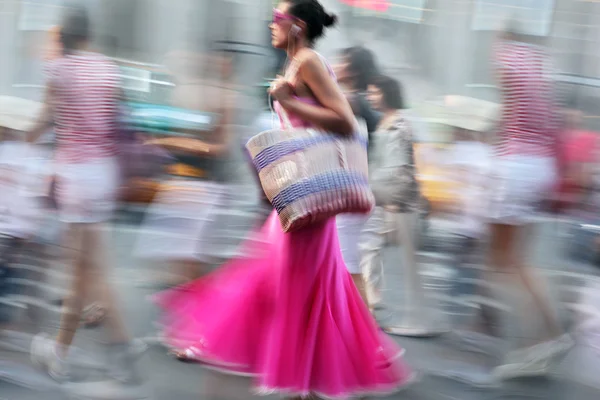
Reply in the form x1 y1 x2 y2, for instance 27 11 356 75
333 55 352 85
269 2 298 50
367 84 384 111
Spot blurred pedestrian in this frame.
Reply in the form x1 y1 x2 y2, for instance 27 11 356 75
136 47 240 286
362 75 421 316
27 5 141 384
561 111 600 265
554 109 599 213
334 46 381 141
333 46 381 310
488 22 571 379
41 24 107 329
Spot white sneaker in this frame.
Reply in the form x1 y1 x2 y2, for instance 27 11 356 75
30 333 68 381
492 342 557 381
549 334 575 358
519 334 575 363
492 356 550 380
491 334 575 382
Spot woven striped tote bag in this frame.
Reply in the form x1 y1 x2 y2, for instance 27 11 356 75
246 110 374 232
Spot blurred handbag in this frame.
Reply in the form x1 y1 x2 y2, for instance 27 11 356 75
245 108 374 232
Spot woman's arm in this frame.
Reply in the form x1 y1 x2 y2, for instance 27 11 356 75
209 87 234 155
145 136 226 156
27 85 54 144
273 51 355 135
148 87 234 157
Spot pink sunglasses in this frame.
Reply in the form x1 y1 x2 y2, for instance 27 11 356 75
272 8 298 25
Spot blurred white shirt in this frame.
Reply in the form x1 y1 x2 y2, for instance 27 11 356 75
450 141 493 238
0 142 50 238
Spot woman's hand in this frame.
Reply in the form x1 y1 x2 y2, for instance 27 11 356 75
268 76 294 103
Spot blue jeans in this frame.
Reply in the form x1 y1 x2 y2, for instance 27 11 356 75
0 237 25 324
448 235 480 326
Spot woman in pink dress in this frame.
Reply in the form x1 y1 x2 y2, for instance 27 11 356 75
156 0 414 398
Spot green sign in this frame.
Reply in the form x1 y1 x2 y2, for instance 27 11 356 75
124 103 216 136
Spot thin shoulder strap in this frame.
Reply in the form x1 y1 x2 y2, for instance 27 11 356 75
284 50 336 81
315 52 336 79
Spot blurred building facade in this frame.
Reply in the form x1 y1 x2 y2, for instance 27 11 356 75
325 0 600 116
2 0 600 127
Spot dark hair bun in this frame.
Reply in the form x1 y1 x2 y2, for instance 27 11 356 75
287 0 337 42
323 12 338 28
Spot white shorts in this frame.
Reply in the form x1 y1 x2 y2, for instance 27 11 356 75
336 213 369 274
55 158 119 224
487 155 556 225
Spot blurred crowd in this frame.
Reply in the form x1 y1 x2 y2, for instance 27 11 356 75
2 1 600 400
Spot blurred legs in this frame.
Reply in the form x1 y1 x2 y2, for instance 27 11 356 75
360 209 386 308
55 223 130 353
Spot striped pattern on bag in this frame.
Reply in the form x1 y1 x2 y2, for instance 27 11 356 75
246 127 374 232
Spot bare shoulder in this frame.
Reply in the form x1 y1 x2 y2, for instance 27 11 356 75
295 49 326 73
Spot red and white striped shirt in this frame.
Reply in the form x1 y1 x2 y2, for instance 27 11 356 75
494 41 559 158
47 51 120 164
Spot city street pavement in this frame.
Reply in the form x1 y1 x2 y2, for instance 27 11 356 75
2 211 600 399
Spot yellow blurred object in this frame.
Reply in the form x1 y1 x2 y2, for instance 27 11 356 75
167 163 205 178
414 143 462 213
410 96 499 213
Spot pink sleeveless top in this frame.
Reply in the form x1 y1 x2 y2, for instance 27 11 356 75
274 53 337 129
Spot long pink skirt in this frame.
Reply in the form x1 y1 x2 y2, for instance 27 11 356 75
155 211 413 399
